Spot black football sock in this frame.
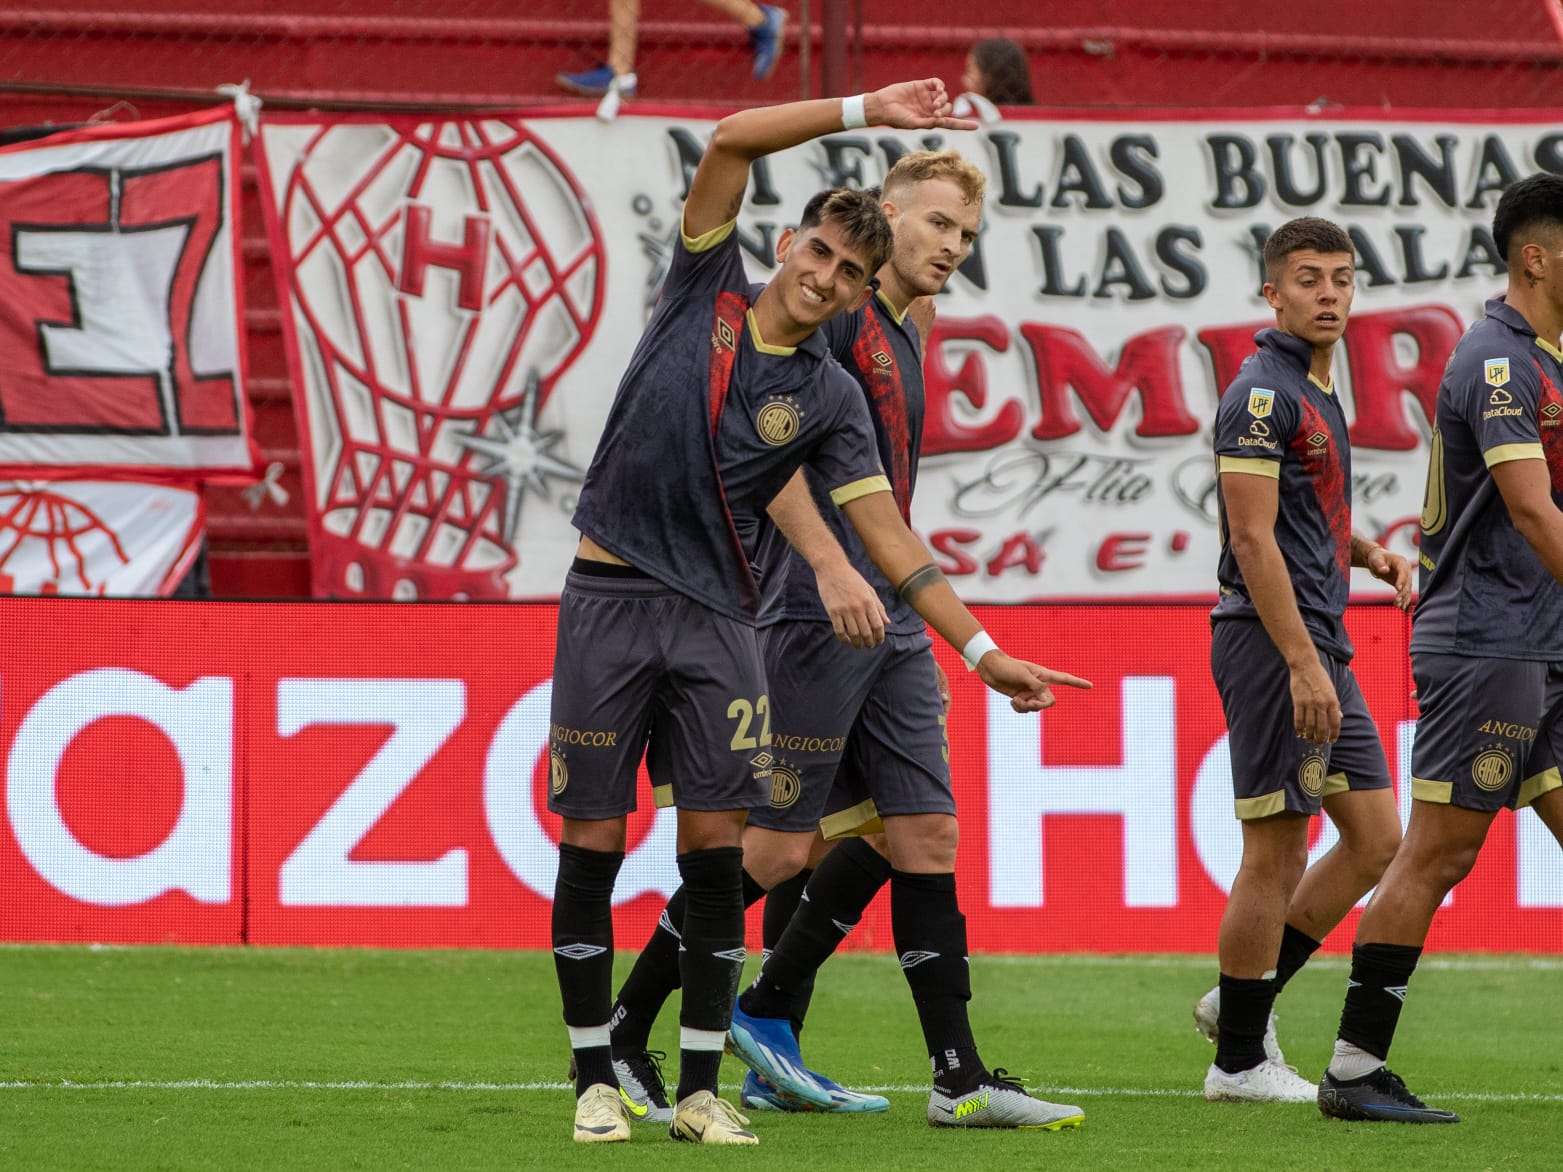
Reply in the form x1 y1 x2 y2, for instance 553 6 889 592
675 847 748 1102
552 842 625 1095
741 837 890 1021
761 867 814 1038
1273 922 1323 993
890 869 982 1096
1214 974 1276 1073
1337 942 1423 1062
609 886 686 1054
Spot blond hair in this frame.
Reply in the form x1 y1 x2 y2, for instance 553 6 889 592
882 150 986 207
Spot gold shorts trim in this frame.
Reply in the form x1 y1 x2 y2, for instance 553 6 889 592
1517 766 1562 809
1411 777 1453 804
652 782 674 809
1233 790 1287 820
820 798 883 840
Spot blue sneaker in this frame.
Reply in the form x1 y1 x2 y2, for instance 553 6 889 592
726 1003 833 1108
749 6 787 81
740 1068 890 1114
556 64 637 98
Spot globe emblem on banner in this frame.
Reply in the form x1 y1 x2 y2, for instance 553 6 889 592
281 119 606 599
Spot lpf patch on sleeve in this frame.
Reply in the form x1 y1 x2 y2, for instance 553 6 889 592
1247 389 1274 418
1485 358 1510 388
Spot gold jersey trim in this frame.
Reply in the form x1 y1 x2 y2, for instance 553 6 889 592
681 216 736 253
1218 455 1280 479
1322 771 1350 797
875 288 909 324
820 797 884 840
1307 373 1334 395
1537 336 1563 362
747 308 798 356
1411 777 1453 804
652 782 675 809
1234 790 1287 820
1517 765 1562 809
829 475 892 506
1483 441 1544 468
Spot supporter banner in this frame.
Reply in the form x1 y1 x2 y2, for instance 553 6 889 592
255 108 1551 601
0 480 203 596
0 108 258 479
2 598 1559 952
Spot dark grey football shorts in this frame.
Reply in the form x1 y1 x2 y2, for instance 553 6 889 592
547 570 771 819
1409 652 1563 812
1211 618 1392 820
743 622 954 838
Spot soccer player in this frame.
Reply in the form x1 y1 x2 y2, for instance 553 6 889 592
549 84 1089 1146
1201 216 1412 1104
602 150 1087 1131
1316 173 1563 1123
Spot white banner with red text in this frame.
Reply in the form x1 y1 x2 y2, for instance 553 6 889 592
2 598 1559 951
254 107 1548 601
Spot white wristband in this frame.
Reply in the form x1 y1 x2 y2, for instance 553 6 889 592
961 630 999 671
841 93 868 130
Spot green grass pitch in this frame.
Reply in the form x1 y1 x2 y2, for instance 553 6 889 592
2 945 1559 1169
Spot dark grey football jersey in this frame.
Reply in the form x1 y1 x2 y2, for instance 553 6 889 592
572 222 889 623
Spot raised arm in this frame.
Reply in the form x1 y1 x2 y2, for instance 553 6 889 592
1222 470 1339 744
683 80 978 240
839 490 1090 710
767 471 889 649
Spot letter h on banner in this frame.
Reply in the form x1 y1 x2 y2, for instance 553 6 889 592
986 678 1177 909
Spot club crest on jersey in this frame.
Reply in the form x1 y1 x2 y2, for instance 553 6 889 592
1485 358 1509 388
1247 389 1274 418
1472 745 1513 792
756 396 801 446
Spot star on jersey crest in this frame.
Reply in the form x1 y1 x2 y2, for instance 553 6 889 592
455 371 582 544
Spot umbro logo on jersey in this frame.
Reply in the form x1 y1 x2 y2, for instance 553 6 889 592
712 317 737 352
1485 357 1510 387
1309 431 1330 448
899 950 941 969
553 943 607 960
1384 985 1409 1002
712 946 747 963
872 350 893 369
1543 402 1562 426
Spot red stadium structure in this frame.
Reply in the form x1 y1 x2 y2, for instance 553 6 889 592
2 1 1562 596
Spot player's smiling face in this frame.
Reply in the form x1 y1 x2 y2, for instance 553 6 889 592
882 177 982 304
1264 249 1355 348
774 221 875 329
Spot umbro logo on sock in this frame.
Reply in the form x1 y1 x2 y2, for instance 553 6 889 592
658 909 682 938
831 919 857 935
1384 985 1409 1002
1346 979 1362 989
899 950 941 969
712 946 747 963
553 943 607 960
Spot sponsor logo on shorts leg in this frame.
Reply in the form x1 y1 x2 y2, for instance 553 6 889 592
749 750 774 782
550 747 569 796
1298 753 1327 797
1472 745 1513 792
768 759 802 809
550 722 619 747
770 733 847 754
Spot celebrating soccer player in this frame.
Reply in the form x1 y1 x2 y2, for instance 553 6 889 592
548 84 1089 1145
1200 217 1412 1104
1316 174 1563 1123
600 150 1089 1132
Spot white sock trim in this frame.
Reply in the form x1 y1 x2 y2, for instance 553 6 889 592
567 1024 612 1050
1328 1039 1385 1081
680 1026 727 1053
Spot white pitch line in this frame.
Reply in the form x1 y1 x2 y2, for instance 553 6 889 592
0 1079 1559 1104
